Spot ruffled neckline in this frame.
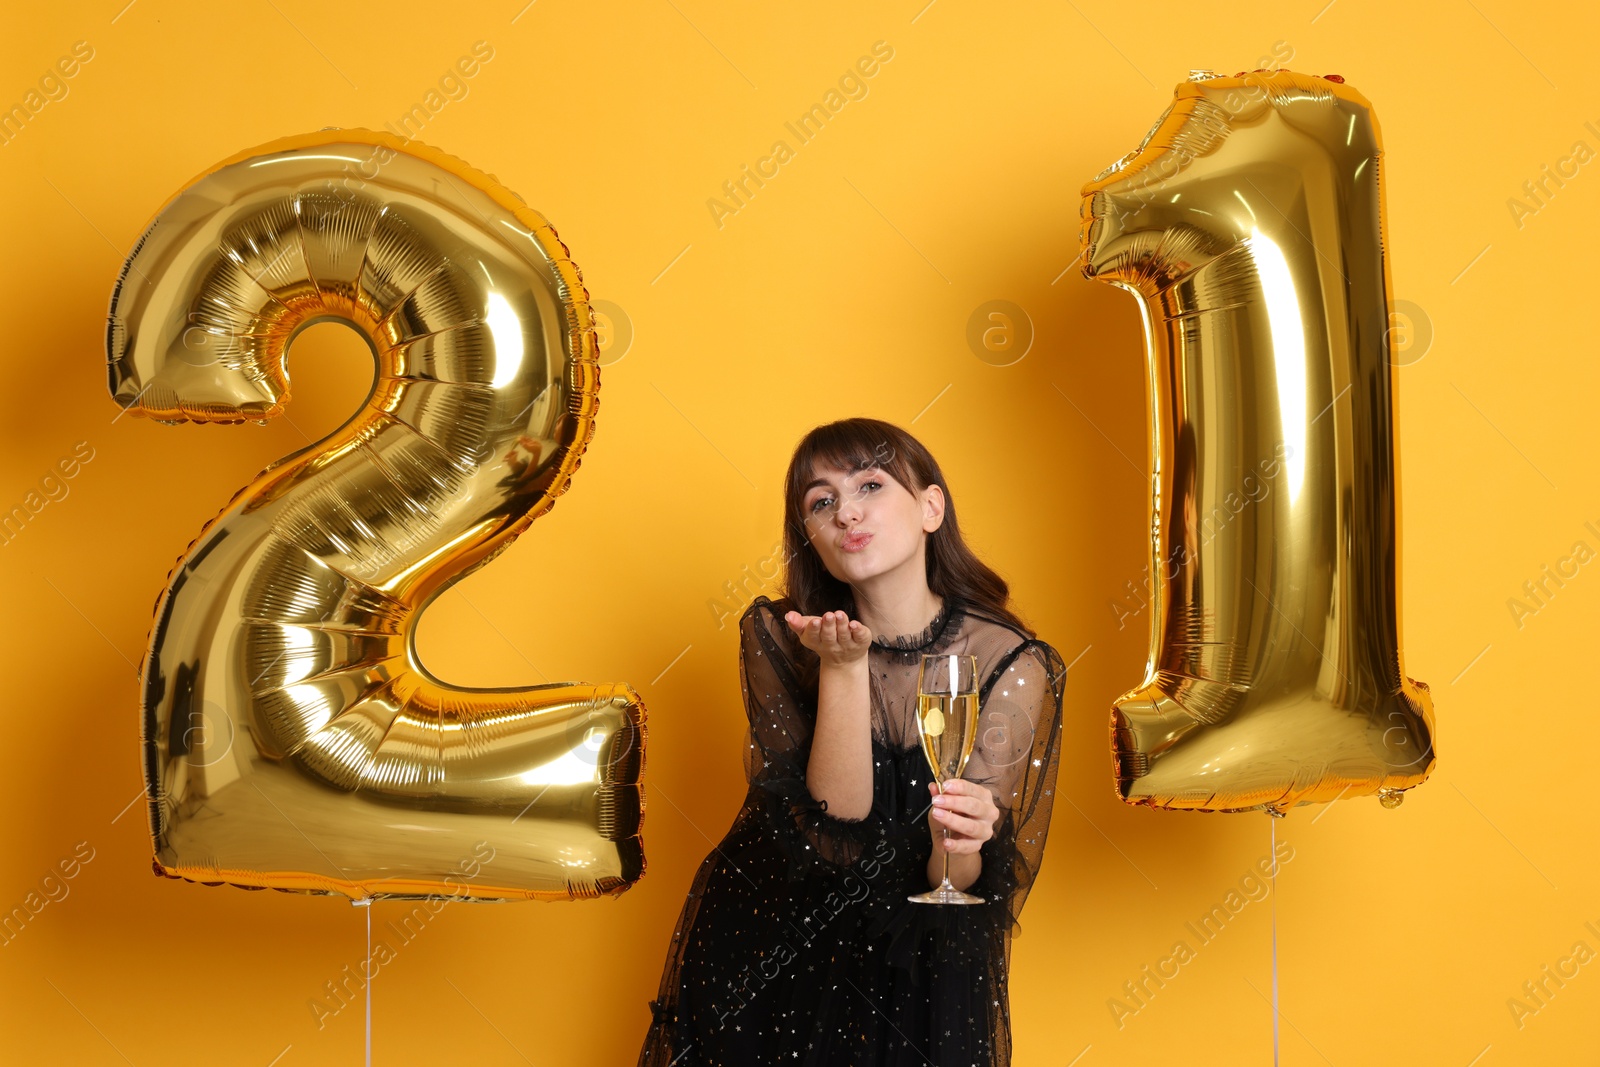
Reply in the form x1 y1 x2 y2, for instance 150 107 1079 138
869 596 962 652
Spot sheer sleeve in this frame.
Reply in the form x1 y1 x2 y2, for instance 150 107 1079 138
738 596 887 882
963 639 1067 939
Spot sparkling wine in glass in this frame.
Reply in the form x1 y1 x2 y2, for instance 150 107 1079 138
909 653 986 905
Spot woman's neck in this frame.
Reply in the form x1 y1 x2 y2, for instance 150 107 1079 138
852 588 945 642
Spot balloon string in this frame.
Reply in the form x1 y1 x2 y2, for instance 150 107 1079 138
365 902 373 1067
1270 817 1280 1067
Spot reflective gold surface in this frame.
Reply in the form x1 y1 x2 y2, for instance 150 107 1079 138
107 128 646 898
1079 71 1436 814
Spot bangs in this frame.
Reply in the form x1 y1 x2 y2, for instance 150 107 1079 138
789 424 919 513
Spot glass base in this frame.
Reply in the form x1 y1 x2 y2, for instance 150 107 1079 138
908 884 986 905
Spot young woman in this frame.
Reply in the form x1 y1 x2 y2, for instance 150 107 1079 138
637 417 1066 1066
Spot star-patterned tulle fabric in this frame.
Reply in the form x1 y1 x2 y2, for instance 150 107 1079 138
637 593 1066 1066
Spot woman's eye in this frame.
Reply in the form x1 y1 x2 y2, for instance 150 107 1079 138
810 496 832 513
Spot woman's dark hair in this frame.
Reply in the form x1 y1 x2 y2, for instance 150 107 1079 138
780 417 1034 638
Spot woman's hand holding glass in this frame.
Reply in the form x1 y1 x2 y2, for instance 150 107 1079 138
926 779 999 855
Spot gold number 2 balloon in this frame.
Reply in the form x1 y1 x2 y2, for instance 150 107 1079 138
1079 70 1436 814
107 129 646 898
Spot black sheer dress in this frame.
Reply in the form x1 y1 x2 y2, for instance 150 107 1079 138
637 593 1066 1066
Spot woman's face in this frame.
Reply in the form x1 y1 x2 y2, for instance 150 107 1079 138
800 461 944 586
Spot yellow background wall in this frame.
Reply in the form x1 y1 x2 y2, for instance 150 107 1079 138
2 1 1596 1063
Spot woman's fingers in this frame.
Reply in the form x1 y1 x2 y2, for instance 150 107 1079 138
932 807 985 837
935 820 983 852
933 781 983 816
787 611 819 642
821 611 863 651
930 780 999 841
787 611 835 647
934 796 979 819
786 610 871 660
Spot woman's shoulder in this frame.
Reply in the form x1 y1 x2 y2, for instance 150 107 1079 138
956 603 1044 653
958 607 1067 688
741 595 806 656
743 594 796 629
741 596 817 691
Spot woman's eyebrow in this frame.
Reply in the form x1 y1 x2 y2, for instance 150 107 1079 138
802 466 879 494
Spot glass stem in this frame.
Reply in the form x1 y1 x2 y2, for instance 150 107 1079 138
938 780 952 888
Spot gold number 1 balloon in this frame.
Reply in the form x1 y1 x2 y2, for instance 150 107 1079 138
108 129 646 898
1079 70 1436 814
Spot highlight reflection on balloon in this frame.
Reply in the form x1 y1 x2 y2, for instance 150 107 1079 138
1079 70 1436 815
108 128 646 899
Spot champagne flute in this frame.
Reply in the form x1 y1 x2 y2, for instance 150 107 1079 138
909 653 986 905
